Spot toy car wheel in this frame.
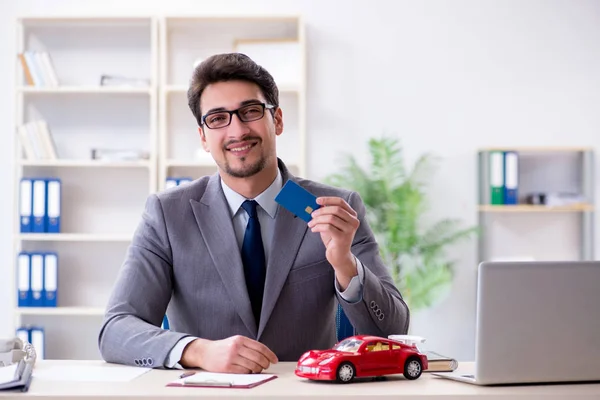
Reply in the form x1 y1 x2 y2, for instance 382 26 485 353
404 357 423 380
336 362 355 383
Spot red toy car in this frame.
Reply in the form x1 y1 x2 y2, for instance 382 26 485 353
295 335 428 383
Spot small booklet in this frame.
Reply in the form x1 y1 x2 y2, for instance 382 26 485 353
167 371 277 389
424 351 459 372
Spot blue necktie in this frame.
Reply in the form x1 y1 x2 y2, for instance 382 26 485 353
241 200 266 324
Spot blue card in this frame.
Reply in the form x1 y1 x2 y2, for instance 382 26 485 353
275 180 321 223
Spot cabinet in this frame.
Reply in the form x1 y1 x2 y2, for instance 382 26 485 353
477 147 595 263
13 17 158 359
11 15 306 360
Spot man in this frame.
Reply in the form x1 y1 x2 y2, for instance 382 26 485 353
98 53 409 373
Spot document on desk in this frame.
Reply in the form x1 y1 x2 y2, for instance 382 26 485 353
167 371 277 389
0 365 18 385
33 365 151 382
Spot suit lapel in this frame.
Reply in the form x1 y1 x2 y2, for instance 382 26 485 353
190 174 257 336
258 169 308 338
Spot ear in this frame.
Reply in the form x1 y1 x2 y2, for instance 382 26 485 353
199 126 210 152
273 107 284 136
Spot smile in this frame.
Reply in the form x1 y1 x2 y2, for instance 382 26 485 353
227 142 257 153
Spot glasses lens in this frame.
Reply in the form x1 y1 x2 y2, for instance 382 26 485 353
205 112 230 128
238 104 265 122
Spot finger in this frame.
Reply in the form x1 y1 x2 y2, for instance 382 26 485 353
231 353 264 374
316 197 357 217
238 345 271 370
310 214 353 233
241 338 279 363
311 222 344 235
311 206 356 225
226 364 252 374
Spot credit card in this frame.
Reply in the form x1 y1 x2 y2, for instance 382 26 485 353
275 180 321 222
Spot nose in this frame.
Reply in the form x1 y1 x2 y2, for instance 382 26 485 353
227 112 250 138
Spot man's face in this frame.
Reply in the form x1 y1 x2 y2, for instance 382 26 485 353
198 80 283 179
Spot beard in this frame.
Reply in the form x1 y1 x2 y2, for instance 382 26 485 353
221 137 268 178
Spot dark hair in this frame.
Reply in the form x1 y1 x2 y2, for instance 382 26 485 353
187 53 279 126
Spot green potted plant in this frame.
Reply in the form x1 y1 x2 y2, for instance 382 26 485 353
325 137 478 312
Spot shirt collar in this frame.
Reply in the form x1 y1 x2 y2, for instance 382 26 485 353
220 169 282 219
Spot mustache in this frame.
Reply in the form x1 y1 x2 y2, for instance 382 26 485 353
223 136 262 149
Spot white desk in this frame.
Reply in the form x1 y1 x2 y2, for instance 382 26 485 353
1 360 599 399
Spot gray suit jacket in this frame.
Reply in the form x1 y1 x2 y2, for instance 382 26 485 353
98 159 409 367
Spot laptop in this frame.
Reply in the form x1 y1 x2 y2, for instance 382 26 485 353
433 260 600 385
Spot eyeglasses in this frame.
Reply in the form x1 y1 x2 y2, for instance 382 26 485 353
201 102 276 129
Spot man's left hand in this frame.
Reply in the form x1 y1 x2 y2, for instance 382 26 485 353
307 196 360 289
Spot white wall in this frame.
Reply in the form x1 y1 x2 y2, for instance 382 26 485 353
1 0 599 361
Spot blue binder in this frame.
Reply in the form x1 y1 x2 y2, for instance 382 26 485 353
17 253 31 307
29 327 45 360
46 179 61 233
32 179 47 233
336 304 355 342
43 253 58 307
29 253 45 307
177 177 193 186
503 151 519 205
19 179 33 233
16 327 30 344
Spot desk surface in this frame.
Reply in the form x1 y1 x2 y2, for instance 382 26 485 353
1 360 600 399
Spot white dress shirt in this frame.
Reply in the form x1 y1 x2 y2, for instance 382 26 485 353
165 170 364 368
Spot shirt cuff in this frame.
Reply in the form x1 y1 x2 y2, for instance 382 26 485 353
335 256 365 303
165 336 197 369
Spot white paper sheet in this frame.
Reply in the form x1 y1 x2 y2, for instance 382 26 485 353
0 365 18 385
170 371 276 387
33 365 150 382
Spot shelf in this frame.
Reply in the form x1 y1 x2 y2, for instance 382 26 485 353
15 307 105 316
18 160 151 168
17 233 133 242
17 86 153 94
478 204 594 213
479 147 593 153
164 84 299 94
165 159 215 168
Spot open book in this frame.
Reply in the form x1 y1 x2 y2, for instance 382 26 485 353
424 351 459 372
167 371 277 389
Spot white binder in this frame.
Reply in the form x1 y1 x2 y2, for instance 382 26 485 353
30 254 44 307
17 253 31 307
30 328 44 360
19 179 33 233
32 179 47 233
43 253 58 307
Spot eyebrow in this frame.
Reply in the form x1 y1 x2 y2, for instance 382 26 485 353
204 99 263 115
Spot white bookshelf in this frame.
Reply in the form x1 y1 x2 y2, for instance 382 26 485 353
11 14 307 361
12 16 158 360
158 16 307 189
15 307 105 316
477 148 595 262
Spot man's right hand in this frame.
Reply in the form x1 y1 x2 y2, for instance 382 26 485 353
179 335 278 373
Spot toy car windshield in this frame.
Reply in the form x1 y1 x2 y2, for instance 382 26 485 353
333 338 364 353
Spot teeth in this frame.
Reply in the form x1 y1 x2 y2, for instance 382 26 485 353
230 144 252 152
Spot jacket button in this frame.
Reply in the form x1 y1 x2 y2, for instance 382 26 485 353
370 301 376 309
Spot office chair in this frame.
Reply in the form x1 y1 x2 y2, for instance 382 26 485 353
335 304 355 342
